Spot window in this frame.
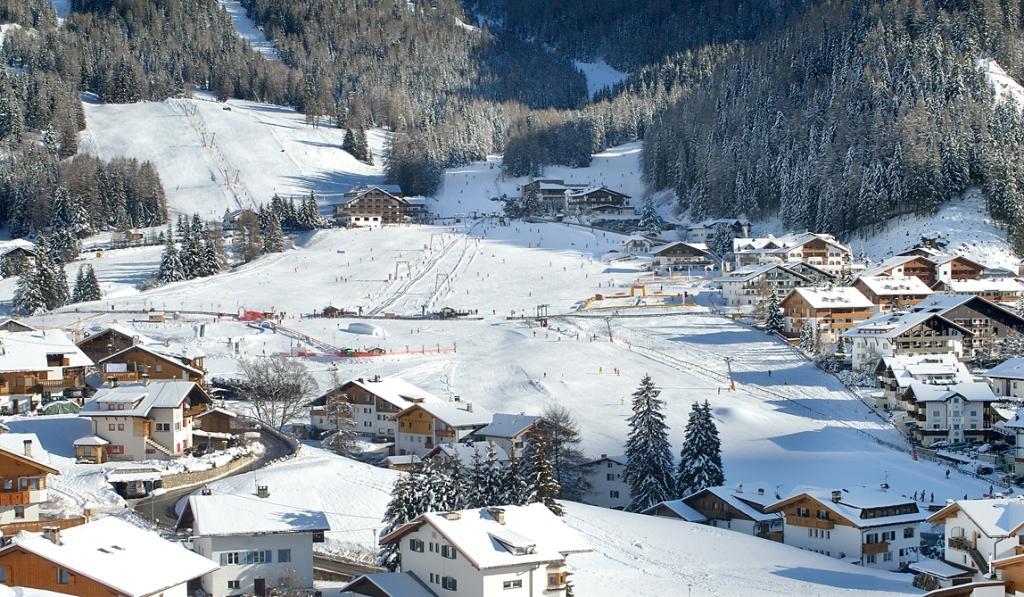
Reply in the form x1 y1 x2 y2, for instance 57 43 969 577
117 423 124 431
2 479 10 491
155 423 170 432
548 573 567 588
244 550 271 564
108 423 116 431
883 552 893 562
904 527 915 539
865 533 879 544
441 576 457 591
882 530 895 542
13 506 24 519
278 549 291 563
865 554 876 564
175 422 181 431
606 473 616 481
220 552 241 565
503 579 523 589
410 538 424 552
441 545 456 560
57 568 71 585
227 581 240 589
610 490 620 499
0 566 5 583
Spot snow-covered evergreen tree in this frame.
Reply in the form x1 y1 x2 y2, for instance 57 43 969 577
526 440 563 516
72 265 102 303
12 268 45 315
500 453 530 506
764 292 783 335
675 400 725 497
799 318 819 355
263 212 284 253
707 224 735 259
157 235 185 283
378 473 420 571
33 236 69 311
637 198 665 234
49 227 80 263
623 374 676 512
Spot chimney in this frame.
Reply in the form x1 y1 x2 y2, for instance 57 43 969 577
880 482 889 492
831 490 842 503
600 453 607 459
23 439 31 457
141 373 150 387
465 402 473 413
108 377 119 388
443 511 461 521
201 485 212 496
256 484 269 498
757 488 765 496
735 484 743 494
487 507 505 525
42 527 61 545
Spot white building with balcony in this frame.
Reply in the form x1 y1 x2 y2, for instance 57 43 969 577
927 498 1024 577
0 434 57 530
357 504 591 597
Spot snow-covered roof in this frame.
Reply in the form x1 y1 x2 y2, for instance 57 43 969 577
194 406 238 419
97 344 204 375
474 413 541 439
690 218 750 230
720 263 808 284
786 287 873 310
842 310 970 339
426 441 509 466
582 454 627 467
642 499 707 522
382 503 591 570
81 323 159 347
985 358 1024 381
5 517 218 596
908 558 974 579
328 376 441 409
689 486 781 523
383 454 421 465
650 241 710 257
770 487 928 529
0 319 37 332
858 255 927 278
898 246 946 258
339 572 436 597
81 381 208 418
0 433 55 471
82 325 206 362
565 185 629 198
931 254 987 268
941 277 1024 294
855 275 933 297
929 498 1024 537
879 354 973 389
73 435 110 447
178 493 330 536
397 401 492 428
906 381 996 403
0 329 93 373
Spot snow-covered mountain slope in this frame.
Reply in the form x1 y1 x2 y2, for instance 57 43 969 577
218 0 278 60
77 95 391 218
849 189 1016 269
979 57 1024 106
573 59 627 99
564 502 918 596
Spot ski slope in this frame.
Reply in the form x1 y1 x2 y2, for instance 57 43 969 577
574 59 628 99
78 95 391 218
218 0 278 60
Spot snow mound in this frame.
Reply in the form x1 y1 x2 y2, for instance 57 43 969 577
347 322 386 337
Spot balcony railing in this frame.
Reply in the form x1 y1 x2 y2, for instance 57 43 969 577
863 541 889 556
949 536 972 551
0 490 32 506
786 516 835 530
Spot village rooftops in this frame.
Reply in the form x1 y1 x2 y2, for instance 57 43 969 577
788 287 873 310
768 486 928 528
81 323 159 348
0 330 92 373
928 498 1024 537
855 275 933 296
985 357 1024 381
81 381 210 418
474 413 541 439
395 401 492 428
3 516 218 597
733 232 851 254
97 344 205 375
910 293 1021 316
719 262 811 283
858 255 931 278
940 277 1024 294
176 492 331 537
313 376 442 409
644 484 780 523
879 354 971 380
380 503 591 570
905 381 996 403
564 185 630 198
1002 407 1024 430
929 254 988 268
649 241 711 256
842 310 972 340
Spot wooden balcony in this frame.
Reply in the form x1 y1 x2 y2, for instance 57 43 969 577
0 490 31 506
949 536 972 551
786 516 835 530
1 515 87 536
863 541 889 556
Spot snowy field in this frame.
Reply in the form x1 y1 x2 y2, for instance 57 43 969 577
574 59 628 99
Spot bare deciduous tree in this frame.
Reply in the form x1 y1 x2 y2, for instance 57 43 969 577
238 355 317 431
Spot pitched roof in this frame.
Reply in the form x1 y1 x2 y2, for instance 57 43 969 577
855 275 933 297
339 572 437 597
940 278 1024 294
4 517 218 596
858 255 928 278
685 486 780 523
565 185 629 198
768 487 927 528
582 454 627 467
81 381 209 418
194 406 238 419
641 499 707 522
381 504 591 570
878 354 972 388
0 330 92 373
176 493 330 536
314 376 441 409
984 358 1024 381
785 287 873 310
396 401 492 428
426 441 509 467
928 498 1024 537
97 344 204 376
842 310 971 340
0 433 57 474
906 381 996 403
720 263 810 284
474 414 541 439
80 324 158 348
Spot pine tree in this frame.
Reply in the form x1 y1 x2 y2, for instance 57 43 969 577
501 453 530 506
799 318 819 355
72 265 102 303
637 197 665 234
12 268 45 315
157 235 185 284
263 212 284 253
525 440 563 516
624 374 675 512
353 127 371 163
675 400 725 497
764 292 783 335
33 236 69 311
378 474 420 571
49 228 80 263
